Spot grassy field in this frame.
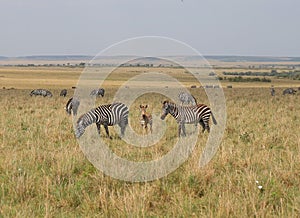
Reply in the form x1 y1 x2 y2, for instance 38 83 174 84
0 66 299 217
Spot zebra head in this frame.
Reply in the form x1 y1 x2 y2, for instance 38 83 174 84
75 115 86 138
161 100 174 120
98 88 105 97
46 91 53 97
140 104 148 115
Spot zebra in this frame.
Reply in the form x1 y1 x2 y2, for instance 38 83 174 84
65 97 80 116
160 100 217 137
75 102 129 139
270 87 275 96
30 89 53 97
140 104 153 134
60 89 67 97
90 88 105 97
178 92 197 106
283 88 297 95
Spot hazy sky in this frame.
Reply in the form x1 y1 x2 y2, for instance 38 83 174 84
1 0 300 57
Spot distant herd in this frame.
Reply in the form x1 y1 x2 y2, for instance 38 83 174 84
29 87 300 99
27 86 299 139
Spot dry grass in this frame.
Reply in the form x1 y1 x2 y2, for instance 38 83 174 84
0 66 299 217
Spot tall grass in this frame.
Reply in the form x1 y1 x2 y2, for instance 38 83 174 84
0 86 299 217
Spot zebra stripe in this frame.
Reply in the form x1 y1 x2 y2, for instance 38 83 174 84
75 102 128 138
30 89 53 97
178 92 197 105
160 100 217 137
65 97 80 116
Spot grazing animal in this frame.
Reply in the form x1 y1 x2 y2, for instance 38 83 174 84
30 89 53 97
90 88 105 97
75 102 129 139
60 89 67 97
160 100 217 137
140 104 153 134
270 87 275 96
178 92 197 106
283 88 297 95
65 97 80 116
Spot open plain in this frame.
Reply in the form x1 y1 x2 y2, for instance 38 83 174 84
0 64 299 217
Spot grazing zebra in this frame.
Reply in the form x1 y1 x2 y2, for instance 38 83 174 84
283 88 297 95
75 102 129 139
270 87 275 96
140 104 153 134
178 92 197 105
60 89 67 97
160 100 217 137
90 88 105 97
30 89 53 97
65 97 80 116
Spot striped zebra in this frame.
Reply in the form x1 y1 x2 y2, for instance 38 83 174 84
160 100 217 137
60 89 67 97
178 92 197 106
75 102 129 139
65 97 80 116
270 87 275 96
90 88 105 97
30 89 53 97
283 88 296 95
140 104 153 134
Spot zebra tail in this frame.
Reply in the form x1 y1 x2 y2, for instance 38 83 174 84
211 112 217 125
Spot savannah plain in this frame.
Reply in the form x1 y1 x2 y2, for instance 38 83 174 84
0 61 299 217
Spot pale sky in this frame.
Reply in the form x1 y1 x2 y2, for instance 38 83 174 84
1 0 300 57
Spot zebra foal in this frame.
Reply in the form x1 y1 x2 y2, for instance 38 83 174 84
160 100 217 137
140 104 152 134
75 102 128 139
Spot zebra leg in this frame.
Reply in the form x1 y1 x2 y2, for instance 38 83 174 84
104 125 112 139
178 122 186 137
96 122 101 135
119 122 126 137
199 119 205 132
178 124 181 137
203 120 210 133
182 123 186 137
120 125 126 137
